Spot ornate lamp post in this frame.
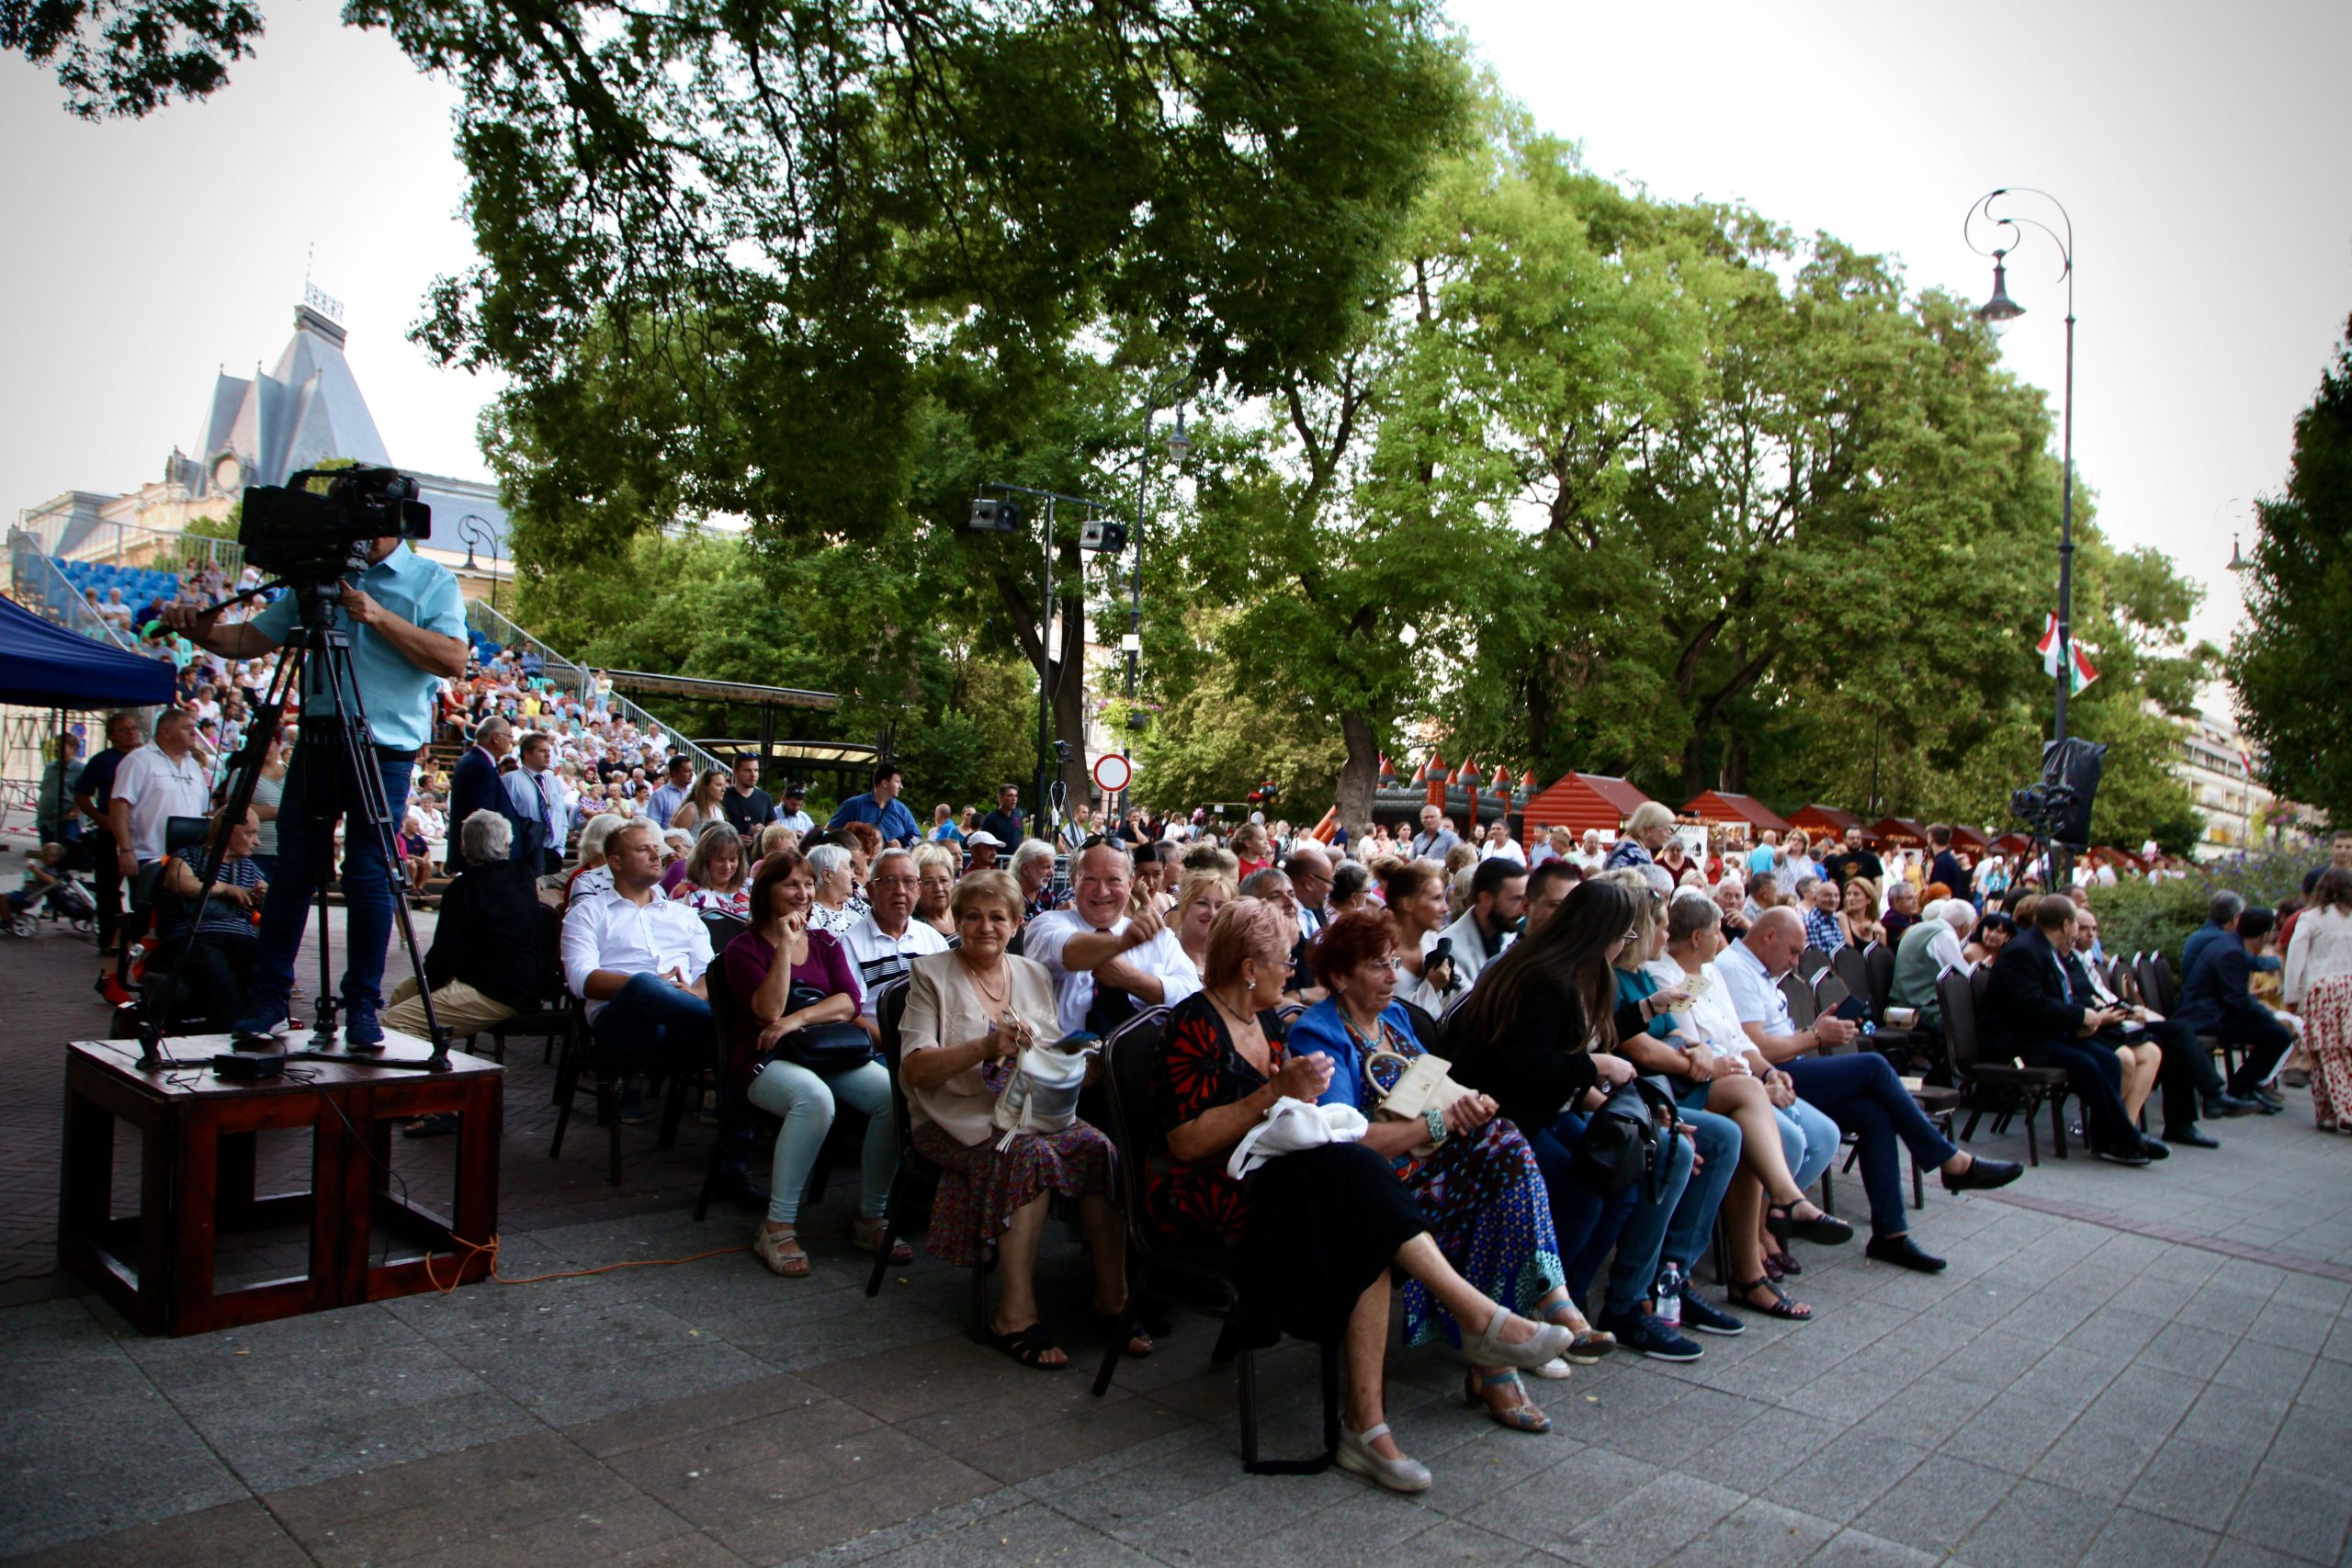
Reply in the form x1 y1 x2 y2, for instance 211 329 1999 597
456 513 500 614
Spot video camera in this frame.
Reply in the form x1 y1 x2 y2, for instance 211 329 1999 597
239 466 431 582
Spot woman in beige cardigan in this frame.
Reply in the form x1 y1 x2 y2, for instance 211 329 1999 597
899 869 1144 1369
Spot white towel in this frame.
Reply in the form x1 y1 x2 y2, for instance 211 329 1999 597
1225 1097 1369 1180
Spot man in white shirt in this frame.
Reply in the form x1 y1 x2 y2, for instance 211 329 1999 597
1575 829 1609 875
774 784 816 836
1718 908 2018 1273
560 821 714 1086
837 848 949 1014
108 708 211 870
1409 804 1461 863
504 731 567 874
1023 840 1202 1038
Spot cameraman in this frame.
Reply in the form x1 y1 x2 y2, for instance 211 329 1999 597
164 534 467 1043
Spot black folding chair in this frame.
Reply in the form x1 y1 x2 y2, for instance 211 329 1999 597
1797 946 1830 980
1090 1006 1342 1474
1943 969 2068 1165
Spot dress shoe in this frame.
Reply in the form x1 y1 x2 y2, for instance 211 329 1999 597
2163 1125 2221 1149
1942 1156 2024 1193
2137 1134 2171 1160
2253 1086 2287 1110
2095 1143 2152 1167
1865 1235 1947 1273
1336 1424 1432 1494
2204 1091 2259 1118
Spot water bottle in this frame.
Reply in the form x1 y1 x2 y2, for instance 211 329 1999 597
1654 1260 1684 1327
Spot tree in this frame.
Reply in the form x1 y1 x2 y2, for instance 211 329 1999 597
2230 318 2352 829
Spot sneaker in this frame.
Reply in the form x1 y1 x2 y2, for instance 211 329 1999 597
1597 1304 1704 1362
1676 1286 1746 1337
344 1009 385 1048
230 1004 294 1039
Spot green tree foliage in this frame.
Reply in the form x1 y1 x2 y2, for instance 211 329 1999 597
1133 615 1347 811
2230 320 2352 829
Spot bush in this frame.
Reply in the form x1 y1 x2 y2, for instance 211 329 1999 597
2086 846 2319 968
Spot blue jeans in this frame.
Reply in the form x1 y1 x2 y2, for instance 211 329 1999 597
591 972 714 1063
1614 1108 1736 1314
743 1057 897 1226
1777 1097 1841 1190
1783 1052 1958 1239
1530 1112 1637 1309
240 744 413 1027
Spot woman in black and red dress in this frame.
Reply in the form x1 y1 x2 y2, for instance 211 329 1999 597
1144 898 1575 1495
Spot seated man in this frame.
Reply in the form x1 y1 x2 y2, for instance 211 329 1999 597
2177 906 2295 1112
1719 908 2020 1271
1427 856 1526 1001
387 809 547 1042
1023 840 1201 1039
837 846 949 1012
1982 895 2162 1166
560 818 714 1120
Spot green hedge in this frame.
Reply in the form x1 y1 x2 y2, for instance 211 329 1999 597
2084 846 2319 969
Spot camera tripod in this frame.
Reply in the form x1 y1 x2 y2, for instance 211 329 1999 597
136 576 449 1073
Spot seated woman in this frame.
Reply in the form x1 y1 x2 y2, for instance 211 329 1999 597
1289 908 1611 1435
910 842 959 938
1171 867 1234 982
1381 860 1457 1017
803 842 865 935
1965 909 2018 968
899 869 1139 1369
1148 898 1576 1492
153 807 266 1031
724 851 899 1278
1838 876 1887 949
676 821 752 923
1652 891 1850 1319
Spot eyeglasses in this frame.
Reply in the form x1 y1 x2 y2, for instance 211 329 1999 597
869 874 920 888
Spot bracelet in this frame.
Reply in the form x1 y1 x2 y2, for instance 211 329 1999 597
1423 1105 1448 1146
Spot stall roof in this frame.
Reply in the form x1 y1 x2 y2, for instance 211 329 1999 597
1788 803 1864 836
1947 824 1991 850
696 738 877 772
1683 790 1792 835
1870 817 1931 850
1523 773 1653 836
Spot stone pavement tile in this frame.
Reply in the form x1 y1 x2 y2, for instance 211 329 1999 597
1849 1372 2001 1446
1029 1424 1263 1534
1559 1382 1761 1468
2058 1304 2174 1362
2173 1385 2293 1450
346 1490 705 1568
1675 1497 1838 1568
1216 1486 1443 1568
458 1338 779 1427
1764 1429 1927 1527
1938 1326 2058 1392
2077 1505 2221 1567
147 1331 484 1427
929 1394 1194 1487
200 1382 550 1495
2272 1395 2352 1457
696 1453 1000 1564
2140 1319 2246 1379
563 1371 843 1459
1549 1470 1748 1568
858 1500 1159 1568
2122 1433 2262 1529
590 1534 752 1566
1936 1376 2109 1478
1335 1517 1539 1568
1679 1404 1844 1497
2211 1339 2318 1403
1849 1452 2015 1556
1953 1476 2113 1568
2206 1541 2318 1568
1098 1469 1355 1561
8 1498 310 1568
2294 1355 2352 1412
0 1389 253 1556
1456 1445 1652 1546
288 1454 661 1568
2223 1455 2352 1564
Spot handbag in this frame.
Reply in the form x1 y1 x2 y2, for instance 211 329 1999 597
763 981 877 1072
1572 1073 1682 1201
1363 1046 1476 1156
989 1031 1099 1150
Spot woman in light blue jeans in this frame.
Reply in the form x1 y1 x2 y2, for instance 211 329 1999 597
722 850 902 1278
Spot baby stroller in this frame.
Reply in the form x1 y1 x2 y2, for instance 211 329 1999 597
8 866 98 939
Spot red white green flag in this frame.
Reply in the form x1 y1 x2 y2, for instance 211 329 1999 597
2035 613 2099 694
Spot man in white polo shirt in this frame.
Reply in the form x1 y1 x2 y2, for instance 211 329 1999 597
1023 840 1202 1039
108 708 211 872
837 846 949 1014
560 819 713 1117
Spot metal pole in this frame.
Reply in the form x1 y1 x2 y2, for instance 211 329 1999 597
1122 409 1150 833
1037 499 1055 841
2052 304 2076 888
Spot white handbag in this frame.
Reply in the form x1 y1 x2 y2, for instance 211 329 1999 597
990 1038 1094 1150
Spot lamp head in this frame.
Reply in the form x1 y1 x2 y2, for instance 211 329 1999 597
2229 533 2247 571
1978 253 2025 333
1165 403 1191 461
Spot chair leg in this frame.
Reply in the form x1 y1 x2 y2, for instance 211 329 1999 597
1961 1107 1983 1143
1091 1256 1135 1399
865 1168 907 1299
695 1107 735 1223
601 1075 622 1185
549 1045 580 1158
969 1259 991 1345
2050 1092 2068 1160
1910 1149 1924 1210
1317 1340 1340 1459
2023 1095 2040 1166
1238 1348 1260 1466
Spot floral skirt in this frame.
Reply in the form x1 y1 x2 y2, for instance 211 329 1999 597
1400 1117 1565 1350
909 1119 1114 1268
2305 976 2352 1129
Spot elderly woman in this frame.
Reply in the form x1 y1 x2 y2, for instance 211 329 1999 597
1381 860 1457 1017
564 812 627 904
1330 861 1373 918
1011 838 1058 920
676 821 753 921
1838 877 1887 949
1149 899 1575 1491
910 842 959 938
1654 891 1850 1318
899 870 1139 1369
804 841 865 935
1290 908 1610 1434
153 807 267 1030
1604 801 1677 873
757 821 801 860
724 851 899 1277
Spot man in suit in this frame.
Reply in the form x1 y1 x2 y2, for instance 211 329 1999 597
2064 910 2255 1148
446 716 519 874
1982 894 2160 1167
2181 890 2243 986
2176 906 2295 1111
504 730 567 875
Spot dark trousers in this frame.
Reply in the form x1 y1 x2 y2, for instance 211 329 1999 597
171 931 259 1032
2113 1019 2219 1130
2018 1035 2138 1152
2214 1015 2295 1096
91 827 124 949
592 972 714 1064
1529 1114 1637 1310
244 748 413 1026
1784 1052 1960 1240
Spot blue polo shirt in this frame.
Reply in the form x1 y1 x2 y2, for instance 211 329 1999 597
249 543 465 752
826 792 922 845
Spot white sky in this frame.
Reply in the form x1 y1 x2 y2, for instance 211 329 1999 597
6 0 2347 664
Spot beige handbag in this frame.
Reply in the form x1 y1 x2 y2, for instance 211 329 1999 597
1363 1047 1475 1156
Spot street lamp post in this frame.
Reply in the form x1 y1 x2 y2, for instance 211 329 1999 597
457 513 500 614
1124 387 1190 829
1967 186 2076 883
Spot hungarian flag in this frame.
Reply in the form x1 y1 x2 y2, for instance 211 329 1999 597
2036 614 2099 694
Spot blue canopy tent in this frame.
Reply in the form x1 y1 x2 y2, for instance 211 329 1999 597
0 592 175 707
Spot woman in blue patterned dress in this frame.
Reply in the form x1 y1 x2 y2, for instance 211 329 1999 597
1289 908 1612 1434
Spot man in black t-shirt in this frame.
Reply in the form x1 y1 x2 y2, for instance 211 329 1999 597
719 753 774 840
1825 825 1885 889
1926 823 1973 902
978 784 1025 846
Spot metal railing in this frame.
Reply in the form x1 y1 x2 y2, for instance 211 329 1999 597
16 506 246 579
461 597 723 778
7 527 142 651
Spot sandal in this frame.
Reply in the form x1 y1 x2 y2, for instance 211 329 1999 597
1766 1248 1802 1278
987 1322 1069 1371
1542 1303 1618 1363
1730 1275 1813 1321
1464 1369 1551 1434
752 1224 810 1278
1765 1200 1854 1247
1098 1311 1155 1359
850 1216 913 1265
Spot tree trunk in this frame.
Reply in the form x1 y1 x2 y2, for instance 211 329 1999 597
1338 710 1380 833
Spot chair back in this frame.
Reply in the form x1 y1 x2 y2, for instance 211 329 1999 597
1779 971 1819 1029
1396 998 1440 1044
1939 970 1982 1074
1863 941 1898 1014
1797 946 1830 980
1830 944 1871 1013
2137 953 2175 1015
1096 1005 1175 1255
701 912 749 953
1970 962 1993 1006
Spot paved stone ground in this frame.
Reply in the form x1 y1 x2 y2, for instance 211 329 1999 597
5 849 2349 1567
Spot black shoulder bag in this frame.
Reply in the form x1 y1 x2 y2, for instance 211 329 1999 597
760 981 877 1073
1572 1073 1683 1203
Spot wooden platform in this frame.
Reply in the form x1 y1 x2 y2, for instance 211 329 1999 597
58 1032 503 1336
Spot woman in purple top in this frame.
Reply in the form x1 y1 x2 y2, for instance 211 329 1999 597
723 850 902 1279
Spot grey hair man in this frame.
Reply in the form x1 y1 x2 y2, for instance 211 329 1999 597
385 809 547 1041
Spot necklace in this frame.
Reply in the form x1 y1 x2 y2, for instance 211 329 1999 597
964 955 1012 1010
